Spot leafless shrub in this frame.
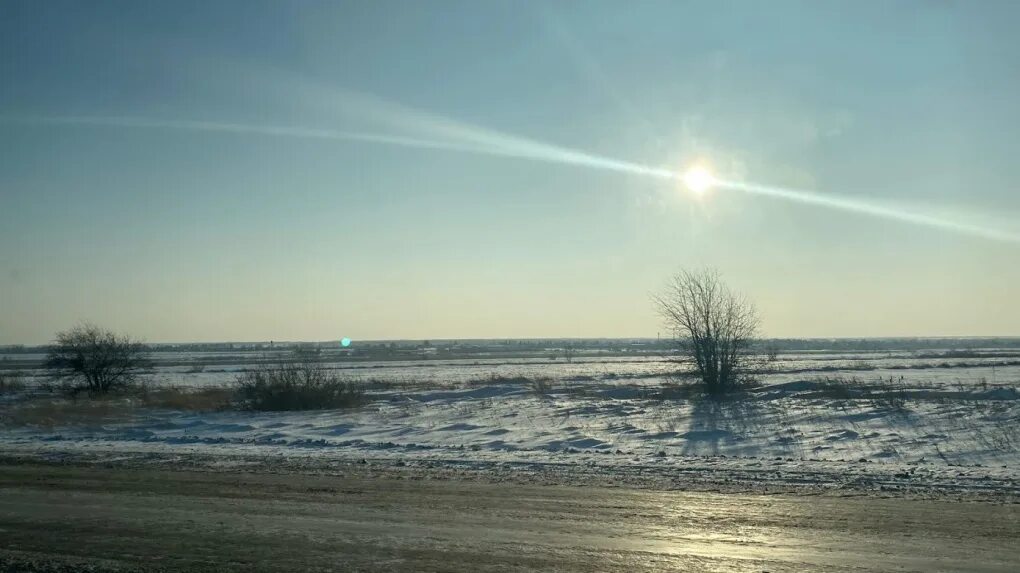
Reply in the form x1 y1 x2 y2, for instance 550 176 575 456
44 322 149 396
530 376 554 396
653 269 773 395
235 362 366 411
562 344 576 363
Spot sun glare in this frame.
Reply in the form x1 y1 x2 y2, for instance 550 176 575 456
682 166 715 195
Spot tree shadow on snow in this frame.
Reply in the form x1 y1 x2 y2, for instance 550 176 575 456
680 392 783 457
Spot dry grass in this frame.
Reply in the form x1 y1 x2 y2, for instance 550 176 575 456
465 373 555 396
138 386 234 411
467 374 530 386
650 382 709 401
1 396 136 427
0 385 235 427
804 376 909 411
2 366 374 427
529 376 554 396
0 371 27 394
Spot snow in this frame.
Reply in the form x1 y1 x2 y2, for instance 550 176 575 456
3 379 1018 464
2 350 1019 494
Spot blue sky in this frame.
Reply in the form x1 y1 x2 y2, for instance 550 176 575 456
2 0 1019 343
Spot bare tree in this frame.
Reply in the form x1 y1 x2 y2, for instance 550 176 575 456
45 323 149 395
652 269 763 395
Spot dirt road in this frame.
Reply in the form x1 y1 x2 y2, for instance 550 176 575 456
0 462 1017 572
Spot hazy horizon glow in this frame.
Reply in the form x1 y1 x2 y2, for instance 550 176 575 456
2 1 1020 344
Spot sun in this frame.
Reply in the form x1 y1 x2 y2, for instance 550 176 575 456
681 166 715 195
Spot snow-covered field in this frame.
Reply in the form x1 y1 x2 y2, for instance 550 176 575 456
2 348 1020 494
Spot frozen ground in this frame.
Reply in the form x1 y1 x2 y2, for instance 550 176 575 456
3 461 1017 572
2 349 1020 497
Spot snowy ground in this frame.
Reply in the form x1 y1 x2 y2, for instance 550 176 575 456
2 350 1020 496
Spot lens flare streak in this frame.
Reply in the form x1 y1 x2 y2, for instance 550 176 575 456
2 115 674 179
715 179 1020 244
4 113 1018 245
3 115 487 155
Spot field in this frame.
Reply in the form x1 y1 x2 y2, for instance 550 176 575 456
2 340 1020 570
2 340 1019 496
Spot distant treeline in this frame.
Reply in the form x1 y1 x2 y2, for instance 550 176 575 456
761 337 1020 352
4 336 1020 355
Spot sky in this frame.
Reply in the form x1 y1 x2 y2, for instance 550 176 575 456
2 0 1020 344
